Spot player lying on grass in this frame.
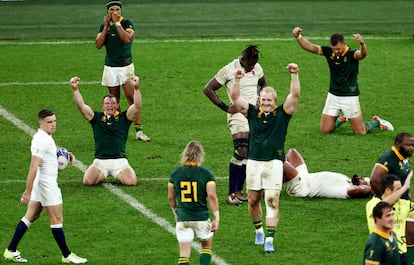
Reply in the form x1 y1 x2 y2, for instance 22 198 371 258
283 148 372 199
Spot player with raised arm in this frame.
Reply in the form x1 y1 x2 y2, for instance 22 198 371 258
292 26 393 134
230 63 300 253
204 45 267 206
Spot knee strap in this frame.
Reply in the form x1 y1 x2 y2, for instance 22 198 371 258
264 190 280 218
233 138 249 161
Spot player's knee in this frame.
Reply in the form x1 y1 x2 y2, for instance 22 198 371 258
264 190 280 218
233 138 248 160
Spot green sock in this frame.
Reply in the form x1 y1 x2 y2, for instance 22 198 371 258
200 249 212 265
266 226 276 238
134 124 142 132
365 120 379 133
335 116 346 128
253 220 262 230
178 257 190 264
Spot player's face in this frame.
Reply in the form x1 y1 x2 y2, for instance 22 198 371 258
108 6 121 17
240 58 257 73
332 42 345 57
259 91 276 112
357 177 368 186
102 97 117 115
40 115 56 135
398 136 414 158
378 208 395 230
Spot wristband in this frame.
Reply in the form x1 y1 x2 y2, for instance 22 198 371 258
217 101 228 112
296 34 303 40
213 210 220 221
115 22 121 27
234 78 240 84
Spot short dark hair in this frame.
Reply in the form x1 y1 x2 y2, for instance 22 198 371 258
330 33 345 46
38 109 55 120
102 94 119 103
395 132 413 144
373 201 393 222
380 174 400 194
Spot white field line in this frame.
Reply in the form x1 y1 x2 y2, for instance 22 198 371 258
0 35 408 46
0 35 407 88
0 105 230 265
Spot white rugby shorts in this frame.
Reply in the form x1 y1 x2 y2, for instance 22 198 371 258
246 159 283 191
175 220 213 242
322 92 362 119
102 63 135 87
91 158 132 179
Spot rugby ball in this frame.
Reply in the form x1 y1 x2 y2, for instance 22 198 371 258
57 147 70 170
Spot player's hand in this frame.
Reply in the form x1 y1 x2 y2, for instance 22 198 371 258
352 34 364 45
111 12 121 23
103 15 110 26
292 27 302 38
130 76 140 90
68 152 75 164
20 190 30 205
211 220 219 232
234 69 244 80
406 170 413 187
286 63 299 73
70 76 80 89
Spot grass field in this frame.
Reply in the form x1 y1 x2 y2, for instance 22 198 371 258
1 1 414 265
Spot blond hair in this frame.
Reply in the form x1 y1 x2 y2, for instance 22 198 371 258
180 140 205 166
260 86 277 100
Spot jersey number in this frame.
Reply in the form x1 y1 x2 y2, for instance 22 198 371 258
180 181 198 202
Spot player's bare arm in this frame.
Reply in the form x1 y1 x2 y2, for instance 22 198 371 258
382 170 412 204
353 33 368 60
204 78 231 113
229 69 249 114
126 76 142 120
207 182 219 232
284 63 300 115
292 27 321 54
111 12 134 44
369 164 388 196
95 15 111 49
70 77 94 121
21 155 42 205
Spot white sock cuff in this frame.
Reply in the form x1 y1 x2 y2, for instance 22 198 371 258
50 223 63 229
21 217 31 227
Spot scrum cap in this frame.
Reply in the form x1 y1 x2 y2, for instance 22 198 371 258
107 0 122 10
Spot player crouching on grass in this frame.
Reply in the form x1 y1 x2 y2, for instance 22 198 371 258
168 141 219 265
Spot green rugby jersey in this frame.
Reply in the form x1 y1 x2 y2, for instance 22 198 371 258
321 46 360 96
377 146 412 199
363 228 400 265
246 103 291 161
169 165 215 222
99 18 134 67
90 111 132 159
